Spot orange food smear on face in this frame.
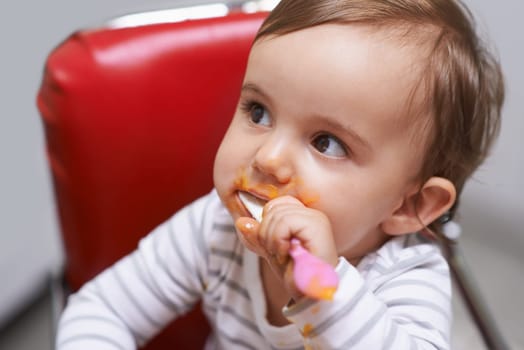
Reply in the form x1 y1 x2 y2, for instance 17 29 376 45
235 169 250 191
234 168 319 205
297 191 319 206
258 183 280 199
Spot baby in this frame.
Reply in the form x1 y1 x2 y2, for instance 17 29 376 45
56 0 504 349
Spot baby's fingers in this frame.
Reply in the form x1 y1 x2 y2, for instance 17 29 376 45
235 217 266 256
263 195 303 218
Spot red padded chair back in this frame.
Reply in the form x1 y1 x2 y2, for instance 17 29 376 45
37 11 266 349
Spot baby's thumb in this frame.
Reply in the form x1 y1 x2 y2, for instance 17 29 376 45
235 217 261 253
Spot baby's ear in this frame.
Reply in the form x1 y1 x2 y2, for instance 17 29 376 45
381 177 456 236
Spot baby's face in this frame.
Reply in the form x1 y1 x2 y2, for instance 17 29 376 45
214 24 428 262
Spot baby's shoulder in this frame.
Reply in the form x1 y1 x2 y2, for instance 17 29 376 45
159 189 242 274
358 234 448 286
164 189 231 235
182 189 242 263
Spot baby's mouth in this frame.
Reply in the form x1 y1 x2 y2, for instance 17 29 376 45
238 191 266 222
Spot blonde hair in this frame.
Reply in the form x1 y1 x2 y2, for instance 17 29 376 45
255 0 504 233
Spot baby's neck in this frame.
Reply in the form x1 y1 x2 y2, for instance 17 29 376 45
260 259 292 327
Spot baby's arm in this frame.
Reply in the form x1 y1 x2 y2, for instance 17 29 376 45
284 242 451 349
55 195 213 349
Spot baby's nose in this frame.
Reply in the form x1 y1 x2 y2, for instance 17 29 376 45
253 137 294 184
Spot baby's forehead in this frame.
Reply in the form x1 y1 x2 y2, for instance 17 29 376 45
330 23 436 127
256 22 435 81
250 24 434 142
252 24 431 108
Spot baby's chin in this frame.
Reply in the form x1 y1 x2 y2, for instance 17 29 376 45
221 197 245 222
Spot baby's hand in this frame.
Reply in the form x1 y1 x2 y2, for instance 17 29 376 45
235 196 338 300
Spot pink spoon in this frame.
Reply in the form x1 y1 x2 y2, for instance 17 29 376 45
289 238 339 300
239 192 339 300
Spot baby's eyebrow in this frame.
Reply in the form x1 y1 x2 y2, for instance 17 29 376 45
319 116 372 151
241 82 269 100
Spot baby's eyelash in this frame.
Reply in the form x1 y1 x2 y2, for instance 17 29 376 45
311 132 351 158
239 99 262 113
239 99 272 127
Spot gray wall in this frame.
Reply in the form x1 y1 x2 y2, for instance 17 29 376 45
459 0 524 256
1 0 522 343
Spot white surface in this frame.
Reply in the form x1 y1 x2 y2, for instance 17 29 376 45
106 3 229 28
0 0 522 347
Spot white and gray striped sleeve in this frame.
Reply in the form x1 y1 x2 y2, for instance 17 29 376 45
56 193 216 350
283 244 451 350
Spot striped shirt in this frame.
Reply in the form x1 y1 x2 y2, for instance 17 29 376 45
56 190 451 349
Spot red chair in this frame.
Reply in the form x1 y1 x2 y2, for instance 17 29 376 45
37 8 267 349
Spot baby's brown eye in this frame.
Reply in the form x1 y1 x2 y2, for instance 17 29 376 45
312 134 348 157
249 103 271 126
